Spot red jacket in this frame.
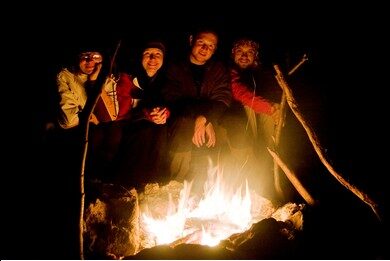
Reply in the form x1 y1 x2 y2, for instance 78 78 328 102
231 69 273 115
116 73 134 120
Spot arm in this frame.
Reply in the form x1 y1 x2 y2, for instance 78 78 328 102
161 63 192 118
231 69 274 115
194 62 231 147
57 70 84 129
201 61 232 126
116 73 133 120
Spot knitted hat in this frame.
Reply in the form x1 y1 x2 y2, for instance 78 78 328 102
144 41 166 54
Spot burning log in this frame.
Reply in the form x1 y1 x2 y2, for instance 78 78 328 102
124 243 234 260
169 229 202 247
129 216 303 260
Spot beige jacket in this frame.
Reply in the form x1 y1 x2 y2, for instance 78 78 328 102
57 68 118 129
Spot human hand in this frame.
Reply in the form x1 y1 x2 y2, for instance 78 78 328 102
89 113 100 125
88 63 103 81
148 107 170 124
205 122 216 148
192 116 207 147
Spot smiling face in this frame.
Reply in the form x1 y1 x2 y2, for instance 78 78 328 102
232 43 257 69
142 47 164 77
78 52 102 74
189 32 218 65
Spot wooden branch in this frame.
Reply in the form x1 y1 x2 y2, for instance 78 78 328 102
79 74 109 259
273 64 381 221
273 54 308 200
287 54 308 76
79 138 88 260
79 42 122 259
273 93 286 199
268 148 316 206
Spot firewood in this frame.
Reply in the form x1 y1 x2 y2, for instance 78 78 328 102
273 64 381 220
268 148 315 206
273 54 308 200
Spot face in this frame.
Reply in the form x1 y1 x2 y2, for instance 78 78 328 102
78 52 102 74
189 32 218 65
232 44 257 69
142 48 164 77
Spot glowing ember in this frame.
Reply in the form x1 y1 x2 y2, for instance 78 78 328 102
137 165 286 249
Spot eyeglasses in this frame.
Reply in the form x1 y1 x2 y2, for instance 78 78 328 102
79 52 103 63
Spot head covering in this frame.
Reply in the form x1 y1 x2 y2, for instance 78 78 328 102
64 36 107 69
143 41 166 54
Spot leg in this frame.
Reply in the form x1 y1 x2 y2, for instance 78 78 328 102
167 117 194 181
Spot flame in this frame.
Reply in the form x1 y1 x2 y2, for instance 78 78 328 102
140 165 263 247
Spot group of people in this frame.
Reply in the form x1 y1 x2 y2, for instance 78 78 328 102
52 28 282 199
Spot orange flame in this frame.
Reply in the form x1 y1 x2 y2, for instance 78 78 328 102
140 165 273 247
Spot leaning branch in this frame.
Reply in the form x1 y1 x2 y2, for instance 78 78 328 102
268 148 316 206
273 54 308 199
78 77 107 259
273 64 381 221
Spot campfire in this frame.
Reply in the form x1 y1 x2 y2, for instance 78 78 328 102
140 165 288 248
84 163 304 259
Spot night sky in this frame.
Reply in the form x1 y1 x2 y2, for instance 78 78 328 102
5 2 386 259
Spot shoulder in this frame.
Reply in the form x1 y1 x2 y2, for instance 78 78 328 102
117 72 134 87
165 60 190 79
118 72 133 80
166 59 188 71
207 60 229 75
57 68 73 81
209 59 228 68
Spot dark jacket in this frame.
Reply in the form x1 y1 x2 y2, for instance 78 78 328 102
162 59 231 125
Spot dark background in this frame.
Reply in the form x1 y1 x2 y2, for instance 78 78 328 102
4 2 386 259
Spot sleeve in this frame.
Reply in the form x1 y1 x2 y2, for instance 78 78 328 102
203 62 232 125
231 69 273 115
57 72 82 129
161 63 193 119
161 64 184 105
162 62 232 126
116 73 133 120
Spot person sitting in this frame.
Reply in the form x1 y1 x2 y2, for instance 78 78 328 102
113 40 170 189
161 28 231 191
228 37 282 198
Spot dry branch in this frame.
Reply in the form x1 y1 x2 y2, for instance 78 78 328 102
273 93 286 198
273 55 308 199
79 41 123 259
268 148 315 206
273 64 381 220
